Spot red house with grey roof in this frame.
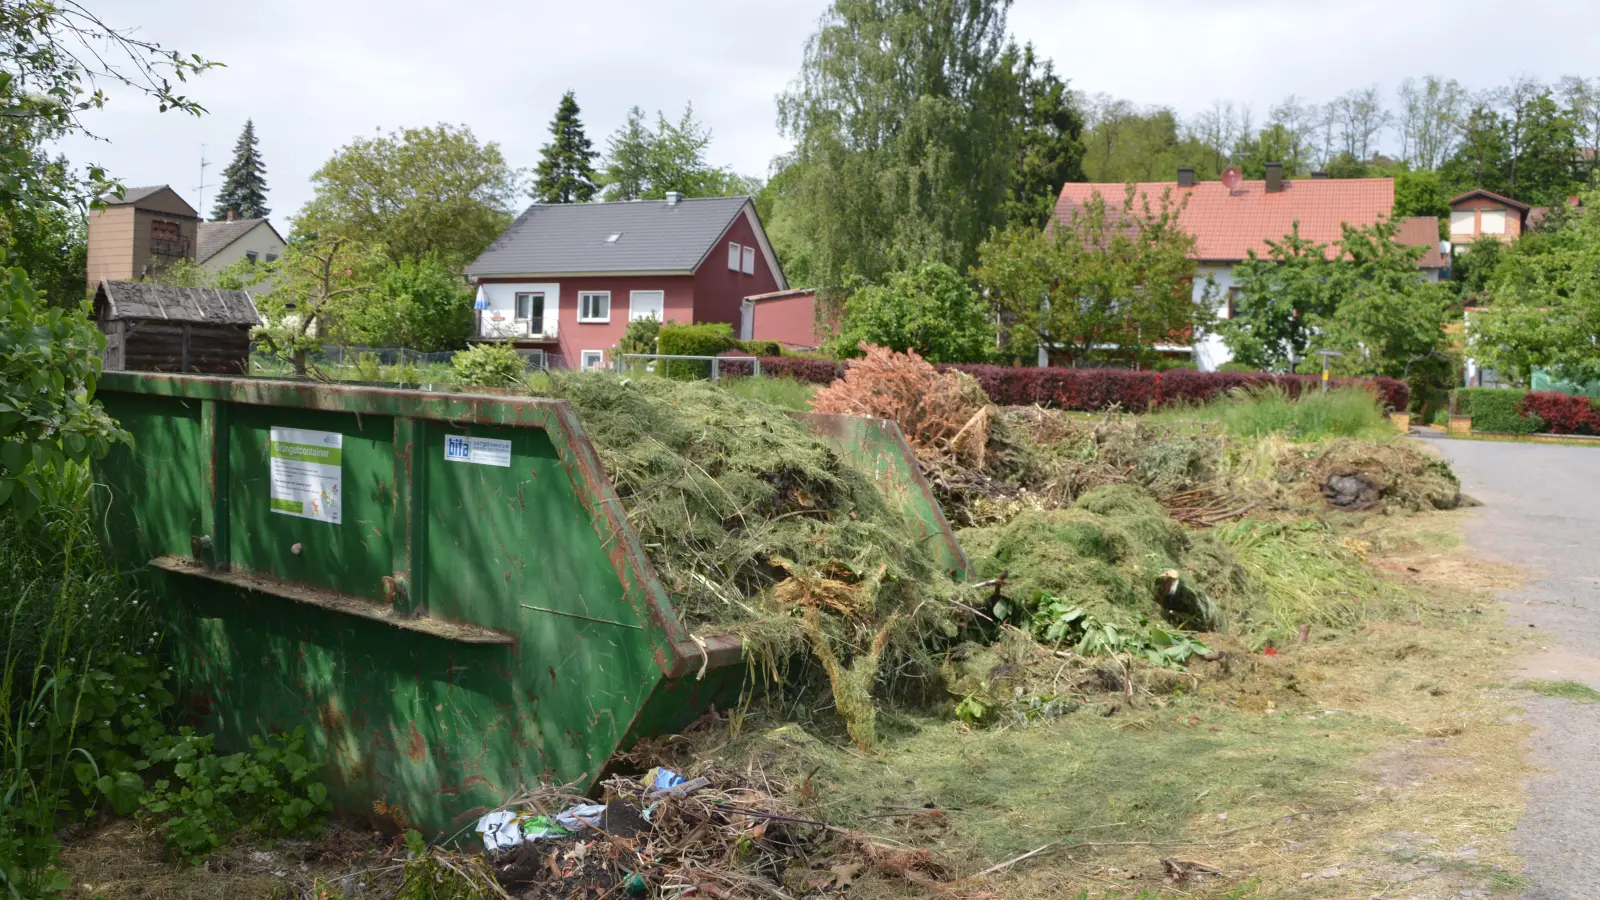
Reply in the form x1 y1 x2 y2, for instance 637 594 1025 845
464 192 792 371
1053 165 1448 370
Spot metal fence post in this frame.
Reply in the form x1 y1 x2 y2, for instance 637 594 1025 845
754 357 762 378
711 357 721 382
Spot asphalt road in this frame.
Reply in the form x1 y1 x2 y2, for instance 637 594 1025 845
1430 436 1600 899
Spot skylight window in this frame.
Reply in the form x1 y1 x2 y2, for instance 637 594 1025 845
605 233 622 243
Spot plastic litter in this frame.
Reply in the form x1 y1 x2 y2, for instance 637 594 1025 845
643 766 686 792
475 810 573 852
554 803 608 832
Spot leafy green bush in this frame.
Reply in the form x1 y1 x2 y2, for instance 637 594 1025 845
833 261 993 363
451 342 526 387
616 316 662 356
741 339 783 357
0 261 130 518
1452 387 1540 434
138 726 331 861
657 322 740 379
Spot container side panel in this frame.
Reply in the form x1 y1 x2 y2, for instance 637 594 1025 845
226 406 396 598
164 573 516 833
422 423 662 794
95 393 208 565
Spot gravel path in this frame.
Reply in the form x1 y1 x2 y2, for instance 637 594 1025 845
1429 435 1600 899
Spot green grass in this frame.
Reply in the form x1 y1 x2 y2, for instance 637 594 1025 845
1519 679 1600 702
719 375 817 411
1156 386 1394 441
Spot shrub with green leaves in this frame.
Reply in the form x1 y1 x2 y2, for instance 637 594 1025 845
1452 387 1540 434
137 726 331 861
657 322 740 379
0 262 130 518
451 342 526 387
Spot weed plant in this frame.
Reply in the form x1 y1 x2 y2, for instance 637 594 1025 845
720 375 817 411
1157 386 1393 440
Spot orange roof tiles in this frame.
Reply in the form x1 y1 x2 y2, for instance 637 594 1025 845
1054 177 1396 262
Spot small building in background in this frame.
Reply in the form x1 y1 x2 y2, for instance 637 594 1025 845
93 280 260 374
197 213 287 273
1447 189 1530 244
86 186 201 290
739 288 824 352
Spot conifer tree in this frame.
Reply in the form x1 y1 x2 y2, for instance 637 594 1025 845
533 91 599 203
212 119 270 220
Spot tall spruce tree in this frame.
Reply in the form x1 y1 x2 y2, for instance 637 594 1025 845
533 91 599 203
212 119 270 220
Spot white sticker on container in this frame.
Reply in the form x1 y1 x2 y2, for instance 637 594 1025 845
444 434 512 467
269 427 342 523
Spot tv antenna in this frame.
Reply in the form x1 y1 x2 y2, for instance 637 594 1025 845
1220 166 1243 193
195 143 213 216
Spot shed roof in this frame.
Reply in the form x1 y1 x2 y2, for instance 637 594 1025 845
1054 177 1396 262
197 218 282 263
102 185 171 206
1395 216 1448 268
94 281 260 325
465 196 757 277
1447 189 1530 212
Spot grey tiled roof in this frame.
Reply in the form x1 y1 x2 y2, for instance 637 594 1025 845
95 281 260 325
197 218 268 262
101 185 170 206
465 196 751 277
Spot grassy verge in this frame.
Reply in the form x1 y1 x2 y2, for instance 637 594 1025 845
1152 386 1396 441
719 374 817 410
1519 679 1600 702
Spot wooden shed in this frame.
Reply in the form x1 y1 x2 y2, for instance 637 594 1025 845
94 281 260 374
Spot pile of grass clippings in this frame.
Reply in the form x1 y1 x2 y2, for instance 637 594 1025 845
538 373 968 746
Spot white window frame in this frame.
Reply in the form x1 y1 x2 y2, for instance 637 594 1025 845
577 290 611 323
728 242 742 270
514 291 548 337
1479 208 1506 235
629 290 665 322
580 350 605 371
741 245 756 275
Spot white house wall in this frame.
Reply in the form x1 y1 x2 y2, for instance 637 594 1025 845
475 282 560 338
1193 263 1236 372
202 222 286 272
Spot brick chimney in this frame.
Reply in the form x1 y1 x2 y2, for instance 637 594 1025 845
226 210 237 222
1177 167 1195 188
1265 162 1283 193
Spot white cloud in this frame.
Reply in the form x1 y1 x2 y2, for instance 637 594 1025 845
52 0 1600 224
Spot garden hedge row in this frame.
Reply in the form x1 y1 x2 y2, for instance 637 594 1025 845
1448 387 1600 435
737 357 1410 413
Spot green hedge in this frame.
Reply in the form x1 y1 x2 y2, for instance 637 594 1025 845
657 323 741 379
1451 387 1543 434
741 339 784 358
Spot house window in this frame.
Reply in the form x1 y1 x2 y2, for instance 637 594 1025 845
728 242 741 270
741 245 756 275
629 290 665 321
580 350 605 371
265 253 278 263
245 251 259 264
1449 210 1477 235
1226 286 1241 319
1479 209 1506 235
579 291 611 323
515 291 546 335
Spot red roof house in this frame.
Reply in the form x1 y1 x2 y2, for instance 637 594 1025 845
1052 168 1446 370
464 193 788 371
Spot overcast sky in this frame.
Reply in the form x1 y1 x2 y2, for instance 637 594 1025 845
54 0 1600 224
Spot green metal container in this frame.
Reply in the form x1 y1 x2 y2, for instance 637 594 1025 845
93 373 962 835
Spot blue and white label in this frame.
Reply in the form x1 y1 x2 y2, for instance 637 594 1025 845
444 434 512 467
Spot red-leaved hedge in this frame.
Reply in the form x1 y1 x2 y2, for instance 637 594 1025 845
1520 391 1600 435
748 357 1410 413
